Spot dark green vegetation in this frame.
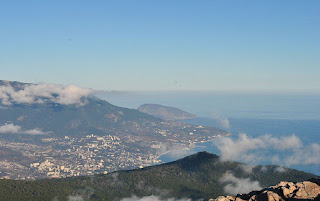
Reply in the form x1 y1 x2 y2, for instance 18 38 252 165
138 104 197 120
0 152 317 201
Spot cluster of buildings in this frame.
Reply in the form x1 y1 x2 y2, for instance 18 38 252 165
0 134 163 180
0 122 225 180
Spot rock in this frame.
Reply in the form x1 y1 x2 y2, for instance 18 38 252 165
213 195 238 201
264 190 285 201
277 181 320 199
211 179 320 201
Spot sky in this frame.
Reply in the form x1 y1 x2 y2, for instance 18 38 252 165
0 0 319 91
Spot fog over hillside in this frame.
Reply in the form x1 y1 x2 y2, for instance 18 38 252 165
0 81 93 106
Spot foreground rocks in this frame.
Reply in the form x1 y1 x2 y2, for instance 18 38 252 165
211 178 320 201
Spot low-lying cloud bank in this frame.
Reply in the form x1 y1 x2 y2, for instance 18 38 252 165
214 133 320 167
0 123 50 135
120 195 191 201
0 83 93 105
220 172 262 195
67 196 84 201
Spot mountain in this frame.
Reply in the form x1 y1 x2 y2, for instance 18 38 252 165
0 152 317 201
0 95 162 137
138 103 197 120
0 80 228 180
0 80 224 139
212 179 320 201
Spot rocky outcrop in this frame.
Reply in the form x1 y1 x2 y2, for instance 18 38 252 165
211 179 320 201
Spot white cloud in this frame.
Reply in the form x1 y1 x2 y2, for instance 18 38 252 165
238 164 256 174
283 143 320 166
274 166 287 173
260 134 303 150
214 133 265 162
120 195 191 201
210 112 230 129
260 166 268 172
67 196 84 201
24 128 48 135
154 143 194 160
0 123 50 135
220 172 262 195
0 83 93 106
213 133 320 167
0 123 21 133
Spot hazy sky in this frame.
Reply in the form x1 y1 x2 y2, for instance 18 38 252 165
1 0 319 91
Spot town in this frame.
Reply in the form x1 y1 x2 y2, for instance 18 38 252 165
0 123 227 180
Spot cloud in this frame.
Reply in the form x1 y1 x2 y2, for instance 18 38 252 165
220 172 262 195
260 166 268 172
24 128 49 135
120 195 191 201
154 142 194 160
260 134 303 150
220 118 230 129
214 133 265 162
283 143 320 166
274 166 287 173
67 196 84 201
213 133 320 167
238 164 256 174
0 123 50 135
0 123 21 133
122 182 190 201
0 83 93 106
210 112 230 129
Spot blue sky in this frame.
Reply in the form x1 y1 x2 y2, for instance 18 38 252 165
1 0 319 91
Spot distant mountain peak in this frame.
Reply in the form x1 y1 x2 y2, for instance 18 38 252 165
182 151 219 160
163 151 220 171
138 103 196 120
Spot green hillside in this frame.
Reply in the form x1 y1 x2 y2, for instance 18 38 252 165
0 95 161 137
0 152 317 201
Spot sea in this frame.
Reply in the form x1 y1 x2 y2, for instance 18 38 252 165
96 91 320 175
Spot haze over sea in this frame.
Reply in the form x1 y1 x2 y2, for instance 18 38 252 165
97 91 320 175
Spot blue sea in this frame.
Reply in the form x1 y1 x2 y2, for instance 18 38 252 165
96 91 320 175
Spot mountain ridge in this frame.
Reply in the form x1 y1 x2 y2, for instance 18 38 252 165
0 152 317 201
0 80 225 138
138 103 197 120
0 80 229 180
